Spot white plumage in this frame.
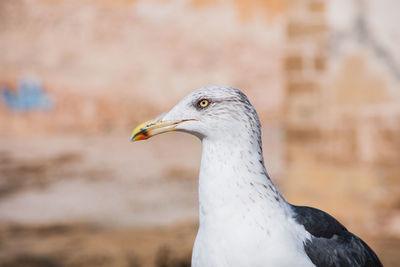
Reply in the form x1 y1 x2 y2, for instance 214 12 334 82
192 137 314 267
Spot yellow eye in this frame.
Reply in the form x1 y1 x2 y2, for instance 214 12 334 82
197 99 210 108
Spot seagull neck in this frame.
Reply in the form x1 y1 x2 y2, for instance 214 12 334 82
198 137 289 224
200 136 267 178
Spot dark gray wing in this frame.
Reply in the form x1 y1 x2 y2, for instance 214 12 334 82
292 205 382 267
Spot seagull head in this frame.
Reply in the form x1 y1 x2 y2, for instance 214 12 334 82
131 85 261 142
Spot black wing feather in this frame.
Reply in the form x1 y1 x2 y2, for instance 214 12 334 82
292 205 382 267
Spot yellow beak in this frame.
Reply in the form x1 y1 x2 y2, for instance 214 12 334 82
130 118 194 141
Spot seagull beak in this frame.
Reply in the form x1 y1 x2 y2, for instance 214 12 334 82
130 117 194 141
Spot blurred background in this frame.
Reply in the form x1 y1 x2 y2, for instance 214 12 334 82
1 0 399 266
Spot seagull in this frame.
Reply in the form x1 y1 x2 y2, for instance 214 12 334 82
131 86 382 267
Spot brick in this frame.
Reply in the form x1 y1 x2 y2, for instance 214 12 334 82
285 55 303 71
286 126 321 142
374 127 400 166
309 1 325 14
286 103 320 128
287 81 318 93
287 22 327 38
314 56 326 71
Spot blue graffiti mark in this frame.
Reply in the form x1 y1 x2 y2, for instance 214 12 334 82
1 78 53 112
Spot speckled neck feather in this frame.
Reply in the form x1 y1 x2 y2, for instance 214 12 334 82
198 130 287 225
191 88 313 267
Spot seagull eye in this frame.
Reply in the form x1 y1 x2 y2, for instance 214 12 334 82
197 99 210 109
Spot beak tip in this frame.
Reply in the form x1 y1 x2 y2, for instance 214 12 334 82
130 131 139 142
130 134 140 142
130 132 149 142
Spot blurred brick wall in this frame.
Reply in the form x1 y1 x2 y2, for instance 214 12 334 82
1 0 399 237
284 0 400 237
0 0 285 137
